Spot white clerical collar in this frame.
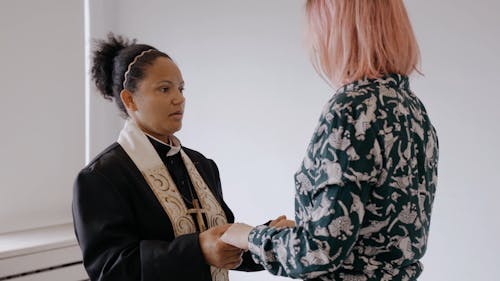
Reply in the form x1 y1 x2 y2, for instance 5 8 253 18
144 133 182 157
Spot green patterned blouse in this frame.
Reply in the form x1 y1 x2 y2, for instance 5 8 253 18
248 74 438 281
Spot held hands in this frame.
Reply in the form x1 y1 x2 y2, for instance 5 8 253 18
199 224 243 269
217 215 295 251
200 215 295 268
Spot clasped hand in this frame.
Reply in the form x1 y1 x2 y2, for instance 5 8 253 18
199 224 244 269
199 215 295 269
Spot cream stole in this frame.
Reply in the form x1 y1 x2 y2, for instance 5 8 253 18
117 120 229 281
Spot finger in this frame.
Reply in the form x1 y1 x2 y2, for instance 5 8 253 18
221 256 241 266
221 250 243 257
276 219 295 227
225 253 244 261
220 246 244 256
222 257 244 269
218 240 240 249
230 258 244 269
221 246 244 254
269 215 286 227
216 224 231 233
276 221 295 228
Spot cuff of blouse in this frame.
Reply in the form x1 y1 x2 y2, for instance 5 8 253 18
247 225 271 266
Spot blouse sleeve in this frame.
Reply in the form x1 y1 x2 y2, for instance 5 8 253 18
247 94 382 279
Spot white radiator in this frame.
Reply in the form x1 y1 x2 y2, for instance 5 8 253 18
0 224 88 281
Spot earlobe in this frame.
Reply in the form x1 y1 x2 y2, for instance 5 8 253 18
120 90 137 111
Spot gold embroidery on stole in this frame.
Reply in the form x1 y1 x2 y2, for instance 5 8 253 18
141 151 229 281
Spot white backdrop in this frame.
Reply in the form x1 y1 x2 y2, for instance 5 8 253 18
85 0 500 280
0 0 84 234
406 1 500 280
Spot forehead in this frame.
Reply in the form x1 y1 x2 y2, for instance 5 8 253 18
143 56 183 83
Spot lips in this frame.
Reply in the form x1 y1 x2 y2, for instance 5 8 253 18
169 111 183 117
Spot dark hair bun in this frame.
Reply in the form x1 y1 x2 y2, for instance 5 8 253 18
91 33 136 100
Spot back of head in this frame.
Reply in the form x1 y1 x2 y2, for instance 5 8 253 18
305 0 420 86
91 33 171 117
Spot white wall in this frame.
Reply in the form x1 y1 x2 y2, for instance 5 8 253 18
406 1 500 280
90 0 500 280
87 0 125 160
0 0 85 234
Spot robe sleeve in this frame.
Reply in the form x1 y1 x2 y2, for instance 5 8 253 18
73 168 210 281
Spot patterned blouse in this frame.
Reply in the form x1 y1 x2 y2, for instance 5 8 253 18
248 74 438 281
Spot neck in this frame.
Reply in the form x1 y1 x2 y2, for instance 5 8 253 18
147 132 172 145
133 121 173 145
146 132 181 148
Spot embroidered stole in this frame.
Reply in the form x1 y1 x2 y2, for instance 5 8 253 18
117 120 229 281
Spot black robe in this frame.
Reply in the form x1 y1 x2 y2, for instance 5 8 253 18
72 140 263 281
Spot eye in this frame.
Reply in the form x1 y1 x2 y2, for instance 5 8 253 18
159 87 170 93
179 87 185 93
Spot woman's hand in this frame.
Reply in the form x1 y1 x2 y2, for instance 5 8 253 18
199 224 244 269
269 215 295 229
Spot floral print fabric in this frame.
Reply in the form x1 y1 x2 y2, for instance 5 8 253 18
248 74 438 281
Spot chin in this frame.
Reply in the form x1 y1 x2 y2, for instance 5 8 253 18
168 124 182 134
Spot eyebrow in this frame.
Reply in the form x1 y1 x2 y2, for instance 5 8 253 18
157 80 184 86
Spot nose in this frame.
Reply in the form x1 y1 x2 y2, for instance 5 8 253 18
172 89 185 105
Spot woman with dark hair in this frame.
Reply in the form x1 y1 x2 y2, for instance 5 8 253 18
72 34 263 281
221 1 439 280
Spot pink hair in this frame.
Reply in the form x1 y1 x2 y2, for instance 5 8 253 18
305 0 421 86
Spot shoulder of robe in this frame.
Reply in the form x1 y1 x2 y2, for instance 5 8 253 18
181 146 212 163
80 142 130 175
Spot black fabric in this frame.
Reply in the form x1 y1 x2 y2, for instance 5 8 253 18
72 142 263 281
148 137 199 211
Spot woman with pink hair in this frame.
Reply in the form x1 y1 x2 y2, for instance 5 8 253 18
222 1 439 280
